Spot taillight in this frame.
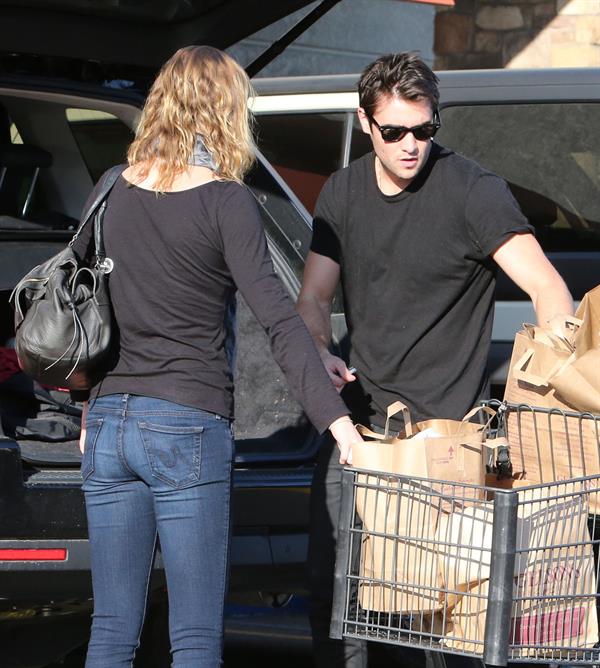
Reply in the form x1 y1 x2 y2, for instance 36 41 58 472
0 549 67 561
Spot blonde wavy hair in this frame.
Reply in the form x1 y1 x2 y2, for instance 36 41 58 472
127 45 256 189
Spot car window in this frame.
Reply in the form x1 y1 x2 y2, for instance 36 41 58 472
437 103 600 253
437 102 600 302
65 108 133 183
10 122 22 144
254 112 346 214
0 113 50 222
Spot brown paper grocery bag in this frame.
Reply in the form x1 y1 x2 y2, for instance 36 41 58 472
503 321 600 491
505 289 600 414
442 579 489 655
552 285 600 414
435 503 529 591
353 402 441 613
355 471 443 613
354 402 494 490
511 481 599 657
445 480 599 657
352 402 495 613
504 322 576 411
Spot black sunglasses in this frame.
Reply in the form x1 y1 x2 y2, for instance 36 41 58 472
368 109 441 143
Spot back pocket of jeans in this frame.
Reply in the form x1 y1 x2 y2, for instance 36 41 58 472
81 418 104 480
138 422 204 488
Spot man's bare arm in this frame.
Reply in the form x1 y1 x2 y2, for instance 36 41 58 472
492 233 574 329
297 251 355 390
297 251 339 353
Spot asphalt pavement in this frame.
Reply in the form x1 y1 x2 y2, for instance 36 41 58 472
43 646 313 668
43 645 488 668
31 596 489 668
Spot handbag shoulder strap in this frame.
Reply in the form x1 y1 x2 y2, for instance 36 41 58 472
69 164 126 247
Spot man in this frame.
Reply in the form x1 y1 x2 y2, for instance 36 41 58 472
297 52 573 668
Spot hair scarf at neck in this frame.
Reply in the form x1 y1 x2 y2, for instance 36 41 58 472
189 135 217 171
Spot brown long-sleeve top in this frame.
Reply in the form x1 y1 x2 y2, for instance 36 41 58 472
71 174 348 434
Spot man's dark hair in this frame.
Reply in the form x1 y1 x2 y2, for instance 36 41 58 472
358 52 439 117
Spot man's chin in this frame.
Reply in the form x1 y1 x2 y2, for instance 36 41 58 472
392 167 419 183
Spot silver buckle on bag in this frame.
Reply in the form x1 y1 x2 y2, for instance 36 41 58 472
96 257 114 274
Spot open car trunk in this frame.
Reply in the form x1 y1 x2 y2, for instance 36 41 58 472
0 0 344 469
0 0 318 71
0 356 83 466
0 281 315 468
0 238 83 465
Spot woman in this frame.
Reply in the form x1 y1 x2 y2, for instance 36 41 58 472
73 46 361 667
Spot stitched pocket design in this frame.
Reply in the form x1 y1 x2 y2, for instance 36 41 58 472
81 418 104 480
138 422 204 488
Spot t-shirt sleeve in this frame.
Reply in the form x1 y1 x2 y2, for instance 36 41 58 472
465 173 535 259
217 184 348 433
310 177 341 263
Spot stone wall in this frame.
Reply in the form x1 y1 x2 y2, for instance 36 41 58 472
434 0 600 70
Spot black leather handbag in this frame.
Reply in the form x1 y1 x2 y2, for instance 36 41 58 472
10 165 125 390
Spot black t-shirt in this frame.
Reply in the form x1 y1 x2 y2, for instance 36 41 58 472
71 174 348 434
311 145 533 427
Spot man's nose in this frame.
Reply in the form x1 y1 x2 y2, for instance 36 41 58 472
399 131 418 152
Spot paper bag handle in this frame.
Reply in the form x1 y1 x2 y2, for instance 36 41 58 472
355 400 413 440
522 319 581 352
385 400 412 438
356 424 385 440
460 406 508 452
547 314 582 349
512 348 567 388
460 405 495 432
484 436 509 450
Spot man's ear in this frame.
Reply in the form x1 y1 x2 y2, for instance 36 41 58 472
357 108 371 135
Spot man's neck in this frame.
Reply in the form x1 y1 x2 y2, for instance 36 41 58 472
374 157 412 196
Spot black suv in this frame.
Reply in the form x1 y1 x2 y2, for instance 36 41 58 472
2 5 600 667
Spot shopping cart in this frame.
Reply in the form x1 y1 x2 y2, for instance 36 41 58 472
330 402 600 666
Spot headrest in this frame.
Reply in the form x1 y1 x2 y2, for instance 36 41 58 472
0 144 53 169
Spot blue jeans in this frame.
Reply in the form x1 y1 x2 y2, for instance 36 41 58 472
82 394 234 668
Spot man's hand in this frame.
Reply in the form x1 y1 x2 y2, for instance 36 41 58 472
79 400 88 454
547 313 579 347
328 416 363 465
320 350 357 392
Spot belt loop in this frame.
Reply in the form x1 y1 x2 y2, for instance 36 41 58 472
121 393 129 417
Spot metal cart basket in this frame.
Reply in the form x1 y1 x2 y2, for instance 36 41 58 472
331 402 600 666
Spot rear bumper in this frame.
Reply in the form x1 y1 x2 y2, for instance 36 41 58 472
0 530 310 608
0 465 314 611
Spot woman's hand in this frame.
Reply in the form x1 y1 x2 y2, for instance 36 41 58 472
328 416 363 465
320 351 356 393
79 400 89 454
